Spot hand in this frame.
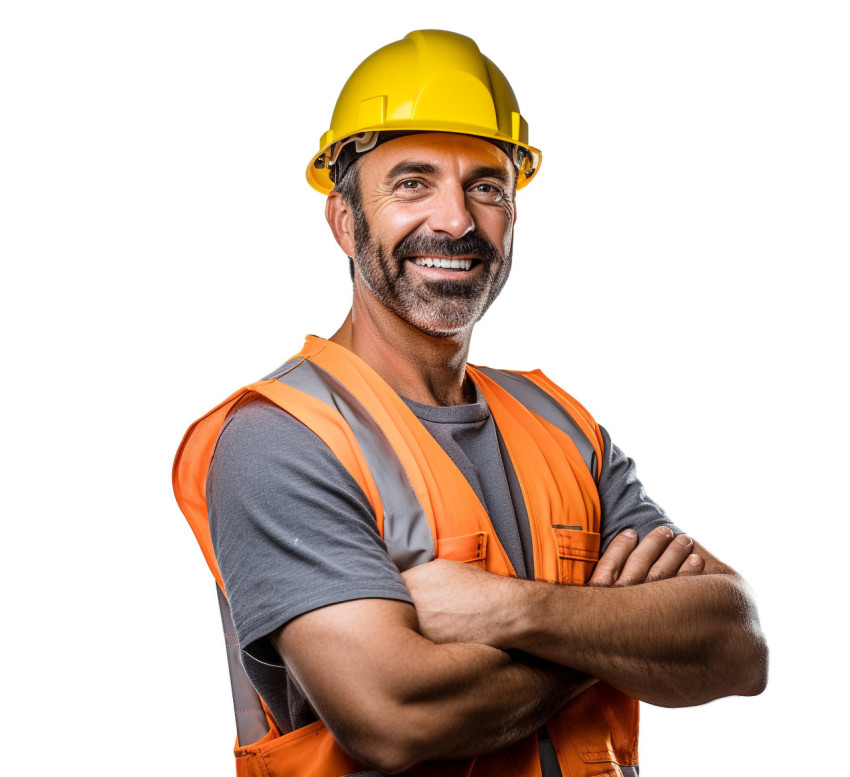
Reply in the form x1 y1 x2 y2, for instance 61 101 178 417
402 558 508 647
403 528 707 646
588 526 705 587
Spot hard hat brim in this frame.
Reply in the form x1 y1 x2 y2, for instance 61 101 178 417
307 127 541 195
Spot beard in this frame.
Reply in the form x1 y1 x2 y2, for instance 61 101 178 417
352 216 513 338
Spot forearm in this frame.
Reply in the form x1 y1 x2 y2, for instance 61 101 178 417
504 572 767 707
277 599 593 774
352 643 591 770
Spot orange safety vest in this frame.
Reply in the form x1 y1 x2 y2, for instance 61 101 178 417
174 336 639 777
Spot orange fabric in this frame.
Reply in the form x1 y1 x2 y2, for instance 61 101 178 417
173 336 639 777
517 369 605 482
300 337 517 576
467 366 602 584
172 377 385 588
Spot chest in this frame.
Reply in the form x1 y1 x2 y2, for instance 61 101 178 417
377 373 603 585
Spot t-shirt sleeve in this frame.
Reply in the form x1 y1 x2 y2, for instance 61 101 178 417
597 425 683 553
207 397 413 654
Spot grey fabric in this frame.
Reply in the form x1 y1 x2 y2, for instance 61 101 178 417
495 424 538 577
239 636 313 736
262 356 303 381
620 766 640 776
402 387 531 579
596 429 678 554
477 367 599 480
276 359 434 571
216 586 270 745
208 399 413 660
207 366 679 734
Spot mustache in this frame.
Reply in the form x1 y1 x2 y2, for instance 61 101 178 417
393 231 503 265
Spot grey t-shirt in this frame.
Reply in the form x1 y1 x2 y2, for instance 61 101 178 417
207 381 680 733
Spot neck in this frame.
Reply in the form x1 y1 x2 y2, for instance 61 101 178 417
329 293 475 407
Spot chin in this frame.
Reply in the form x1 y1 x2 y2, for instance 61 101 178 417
402 305 482 339
413 324 471 340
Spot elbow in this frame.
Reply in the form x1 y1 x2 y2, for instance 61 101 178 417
720 579 769 698
354 748 417 776
353 737 421 776
331 709 432 775
344 736 426 775
736 628 768 698
660 627 768 708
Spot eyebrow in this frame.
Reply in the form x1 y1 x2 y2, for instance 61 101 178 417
467 165 511 186
384 161 512 186
384 162 438 182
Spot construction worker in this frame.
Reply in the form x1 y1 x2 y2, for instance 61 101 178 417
174 29 767 776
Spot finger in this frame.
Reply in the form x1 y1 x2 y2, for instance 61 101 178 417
615 526 676 586
645 534 696 583
588 529 639 587
676 553 706 577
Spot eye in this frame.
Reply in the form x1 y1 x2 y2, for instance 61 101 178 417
469 182 506 203
396 179 426 196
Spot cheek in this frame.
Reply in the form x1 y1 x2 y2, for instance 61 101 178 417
371 206 429 246
474 204 513 240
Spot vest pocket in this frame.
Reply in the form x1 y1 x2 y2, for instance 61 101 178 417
437 531 488 567
553 528 600 585
235 719 367 776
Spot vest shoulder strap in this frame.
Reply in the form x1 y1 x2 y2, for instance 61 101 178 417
473 366 603 483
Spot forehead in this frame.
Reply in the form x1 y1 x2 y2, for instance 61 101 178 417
359 133 513 183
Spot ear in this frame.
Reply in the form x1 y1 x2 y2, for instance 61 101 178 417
326 191 356 258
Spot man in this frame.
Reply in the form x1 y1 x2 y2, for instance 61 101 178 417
174 29 767 776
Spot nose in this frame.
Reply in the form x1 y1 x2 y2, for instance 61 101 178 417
426 185 475 239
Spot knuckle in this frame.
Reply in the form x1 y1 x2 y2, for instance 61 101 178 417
588 569 614 586
614 575 639 587
606 540 628 555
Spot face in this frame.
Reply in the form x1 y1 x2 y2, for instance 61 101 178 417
345 133 517 338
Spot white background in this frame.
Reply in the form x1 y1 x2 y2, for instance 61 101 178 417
2 1 847 774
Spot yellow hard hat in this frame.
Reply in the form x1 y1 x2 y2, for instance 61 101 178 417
307 30 541 194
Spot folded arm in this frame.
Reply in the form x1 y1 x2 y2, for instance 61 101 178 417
214 402 597 771
273 528 705 772
273 600 591 774
404 529 768 708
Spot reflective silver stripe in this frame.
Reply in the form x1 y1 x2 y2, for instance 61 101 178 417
620 767 640 777
275 359 434 572
477 367 599 482
216 586 270 746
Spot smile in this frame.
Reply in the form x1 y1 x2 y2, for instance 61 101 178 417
411 257 475 270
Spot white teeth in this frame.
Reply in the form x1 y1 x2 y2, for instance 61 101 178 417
412 257 474 271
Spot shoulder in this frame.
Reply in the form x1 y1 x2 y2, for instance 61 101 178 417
208 396 410 649
476 365 604 479
597 424 683 549
209 396 365 506
216 395 309 456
